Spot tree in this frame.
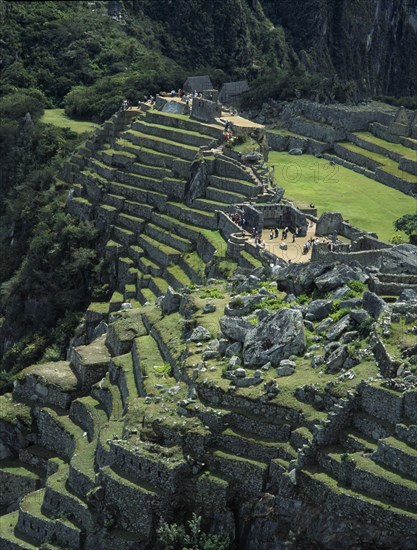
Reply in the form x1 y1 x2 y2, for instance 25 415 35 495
394 213 417 244
157 513 230 550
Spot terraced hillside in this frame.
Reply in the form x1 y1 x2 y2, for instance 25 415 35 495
2 253 417 548
268 101 417 199
66 107 266 310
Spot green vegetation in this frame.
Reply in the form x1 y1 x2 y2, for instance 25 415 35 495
269 152 417 242
41 109 99 134
157 513 230 550
394 213 417 245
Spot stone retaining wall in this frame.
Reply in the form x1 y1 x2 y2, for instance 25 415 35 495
359 383 403 423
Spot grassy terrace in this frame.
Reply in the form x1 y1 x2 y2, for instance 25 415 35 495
353 131 417 160
269 151 417 242
339 142 417 181
41 109 99 134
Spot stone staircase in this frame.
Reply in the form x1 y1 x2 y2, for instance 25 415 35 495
67 106 269 307
296 382 417 537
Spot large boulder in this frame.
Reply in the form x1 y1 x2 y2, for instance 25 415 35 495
220 317 253 343
275 263 330 296
314 264 368 293
305 299 333 321
379 244 417 275
162 286 182 315
362 291 386 320
243 309 306 368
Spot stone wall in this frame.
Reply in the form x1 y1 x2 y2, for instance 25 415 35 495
191 98 222 123
359 383 403 422
253 203 307 235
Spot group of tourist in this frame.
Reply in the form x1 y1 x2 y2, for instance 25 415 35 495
229 211 245 226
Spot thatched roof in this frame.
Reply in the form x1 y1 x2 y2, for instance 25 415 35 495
219 80 249 103
183 75 213 93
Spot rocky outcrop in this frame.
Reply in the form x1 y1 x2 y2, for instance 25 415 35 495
243 308 306 368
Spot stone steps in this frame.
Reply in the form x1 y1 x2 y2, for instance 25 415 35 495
18 446 57 478
165 201 217 229
116 169 186 200
132 334 166 398
35 407 84 462
208 174 257 197
98 149 136 169
117 212 146 234
17 488 82 548
0 511 38 550
147 276 169 297
100 465 163 537
205 186 245 205
0 459 42 511
43 459 93 532
178 251 206 284
138 286 158 305
132 120 213 148
128 244 145 263
208 448 268 498
145 222 193 253
166 265 193 289
375 436 417 480
137 234 182 267
144 110 223 140
193 197 229 213
112 224 136 246
298 467 417 532
69 396 108 442
110 353 139 407
124 284 136 300
137 256 163 277
123 199 154 220
123 130 199 161
130 160 172 180
217 427 283 462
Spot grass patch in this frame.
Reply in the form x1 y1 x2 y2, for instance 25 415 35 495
41 109 99 134
268 151 417 242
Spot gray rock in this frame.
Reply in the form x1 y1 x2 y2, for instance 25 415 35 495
315 264 367 293
276 262 330 296
380 244 417 275
236 275 261 293
202 350 219 360
220 316 253 342
311 355 325 368
305 299 333 321
234 367 246 378
225 341 243 357
121 302 133 311
284 293 297 303
254 369 262 378
162 286 182 315
289 148 303 155
228 355 241 369
316 317 333 334
350 309 371 325
190 326 211 342
339 297 362 309
341 331 359 344
243 308 306 368
276 364 295 376
326 345 349 373
92 321 108 341
262 362 272 371
326 315 352 341
304 320 314 332
331 286 351 299
203 302 217 314
224 294 264 317
398 289 417 302
362 291 386 320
